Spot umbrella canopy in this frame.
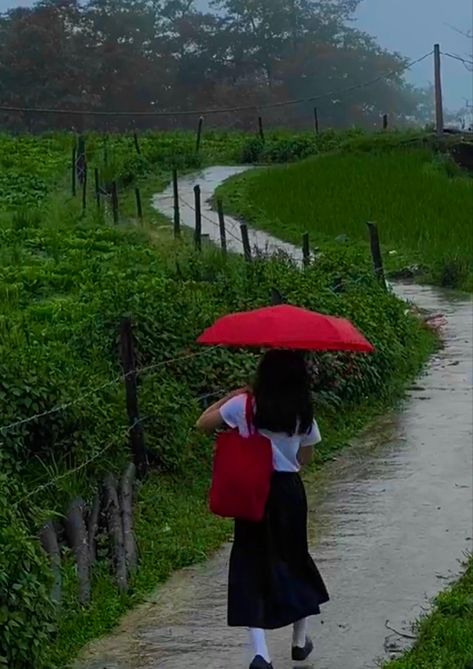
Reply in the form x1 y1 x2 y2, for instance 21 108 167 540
197 304 374 353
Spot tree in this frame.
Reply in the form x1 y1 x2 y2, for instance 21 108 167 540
0 0 431 131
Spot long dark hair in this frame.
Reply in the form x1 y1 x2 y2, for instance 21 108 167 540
253 350 313 436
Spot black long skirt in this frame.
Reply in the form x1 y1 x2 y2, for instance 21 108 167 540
228 472 329 630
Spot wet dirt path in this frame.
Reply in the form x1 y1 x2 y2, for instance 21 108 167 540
76 168 472 669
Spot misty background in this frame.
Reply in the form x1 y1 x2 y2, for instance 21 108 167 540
0 0 471 132
0 0 471 111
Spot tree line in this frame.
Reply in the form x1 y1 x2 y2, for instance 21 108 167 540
0 0 433 131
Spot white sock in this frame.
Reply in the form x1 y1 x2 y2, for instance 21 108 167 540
249 628 271 662
292 618 308 648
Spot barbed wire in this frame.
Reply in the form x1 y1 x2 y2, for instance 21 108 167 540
175 195 372 294
14 426 131 505
13 385 229 506
0 349 215 437
179 197 243 245
0 51 433 119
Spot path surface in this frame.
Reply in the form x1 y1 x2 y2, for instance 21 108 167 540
153 166 304 262
76 168 472 669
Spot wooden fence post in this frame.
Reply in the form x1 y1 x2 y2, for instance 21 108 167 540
258 116 265 143
133 130 141 155
94 168 100 209
135 187 143 221
366 222 386 289
241 224 252 262
196 116 204 154
194 184 202 251
271 288 284 305
72 146 77 197
103 135 109 166
111 182 119 224
217 199 227 256
120 317 148 479
314 107 319 135
172 169 180 237
77 134 87 185
302 232 310 268
82 167 88 214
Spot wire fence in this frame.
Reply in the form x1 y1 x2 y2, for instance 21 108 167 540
0 349 216 437
14 426 130 505
172 182 383 295
9 363 225 506
14 386 226 506
179 197 243 245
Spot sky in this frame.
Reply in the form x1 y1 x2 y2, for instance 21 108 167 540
1 0 472 110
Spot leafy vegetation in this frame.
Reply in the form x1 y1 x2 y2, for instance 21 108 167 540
0 134 69 209
0 469 55 669
384 558 473 669
217 144 473 290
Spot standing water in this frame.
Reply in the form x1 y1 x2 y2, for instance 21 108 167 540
76 168 472 669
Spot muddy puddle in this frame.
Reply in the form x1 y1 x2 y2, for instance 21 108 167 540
76 169 472 669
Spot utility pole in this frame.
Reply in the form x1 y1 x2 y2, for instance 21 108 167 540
434 44 444 136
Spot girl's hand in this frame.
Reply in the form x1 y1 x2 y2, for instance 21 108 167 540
225 386 250 400
196 387 249 435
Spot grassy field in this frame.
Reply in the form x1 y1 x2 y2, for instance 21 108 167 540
384 558 473 669
217 147 473 290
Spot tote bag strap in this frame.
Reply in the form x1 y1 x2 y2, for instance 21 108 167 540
244 393 256 435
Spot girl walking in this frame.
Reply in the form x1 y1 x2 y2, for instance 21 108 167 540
197 350 329 668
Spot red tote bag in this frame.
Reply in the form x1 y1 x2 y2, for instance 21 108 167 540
209 394 273 523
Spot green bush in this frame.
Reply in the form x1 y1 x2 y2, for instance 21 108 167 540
0 472 55 669
238 130 365 164
239 136 265 163
261 136 319 163
0 134 69 211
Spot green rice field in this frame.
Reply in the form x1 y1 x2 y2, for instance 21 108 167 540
218 148 473 290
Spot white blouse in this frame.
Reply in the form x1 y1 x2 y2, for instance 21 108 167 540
219 394 322 473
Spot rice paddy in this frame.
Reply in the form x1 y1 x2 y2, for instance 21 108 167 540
218 147 473 290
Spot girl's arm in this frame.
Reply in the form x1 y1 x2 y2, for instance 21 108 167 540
298 445 314 467
297 419 321 466
195 388 247 435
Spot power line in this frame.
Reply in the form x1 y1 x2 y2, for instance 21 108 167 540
0 51 433 119
442 51 473 68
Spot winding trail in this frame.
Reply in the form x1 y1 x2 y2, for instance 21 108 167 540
77 167 472 669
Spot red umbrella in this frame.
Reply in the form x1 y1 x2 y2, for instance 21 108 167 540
197 304 374 353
